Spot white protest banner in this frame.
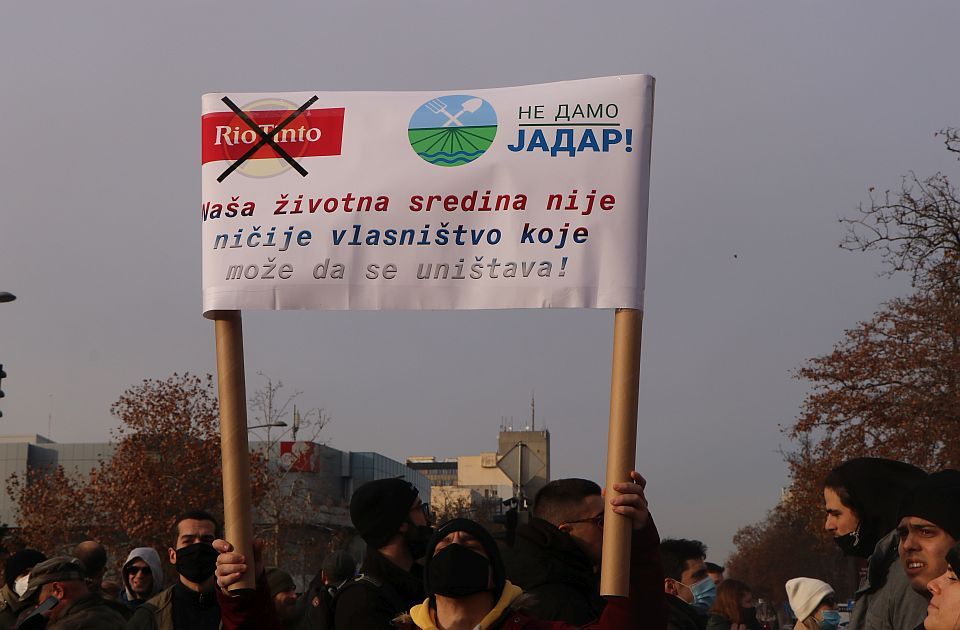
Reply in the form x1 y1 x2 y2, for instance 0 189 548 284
201 75 654 316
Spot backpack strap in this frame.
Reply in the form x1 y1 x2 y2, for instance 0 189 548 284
334 573 409 616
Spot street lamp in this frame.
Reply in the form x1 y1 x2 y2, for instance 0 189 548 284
0 292 16 303
247 421 287 430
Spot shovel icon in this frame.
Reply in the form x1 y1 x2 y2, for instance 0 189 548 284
441 98 484 127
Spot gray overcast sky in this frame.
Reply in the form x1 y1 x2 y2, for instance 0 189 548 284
2 1 958 561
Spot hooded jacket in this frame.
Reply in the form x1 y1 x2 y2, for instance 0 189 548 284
395 519 666 630
848 529 927 630
121 547 165 608
502 517 605 625
826 458 926 558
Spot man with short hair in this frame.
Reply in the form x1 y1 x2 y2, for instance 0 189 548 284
18 556 128 629
333 478 433 629
72 541 107 594
214 470 666 630
120 547 164 610
898 470 960 602
502 477 607 625
660 538 712 630
129 509 221 630
705 562 724 585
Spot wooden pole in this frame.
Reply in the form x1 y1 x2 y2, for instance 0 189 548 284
600 308 643 597
213 310 256 591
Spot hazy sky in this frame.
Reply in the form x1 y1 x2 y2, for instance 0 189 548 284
2 1 958 561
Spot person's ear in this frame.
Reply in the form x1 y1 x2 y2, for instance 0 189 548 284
664 578 679 596
168 547 177 566
557 523 573 535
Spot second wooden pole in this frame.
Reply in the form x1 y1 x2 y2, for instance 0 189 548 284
599 308 643 597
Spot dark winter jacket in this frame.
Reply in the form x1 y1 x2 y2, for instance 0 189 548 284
396 520 666 630
128 582 221 630
666 595 707 630
333 549 424 630
217 573 284 630
502 517 605 625
0 584 36 630
47 592 130 630
705 613 762 630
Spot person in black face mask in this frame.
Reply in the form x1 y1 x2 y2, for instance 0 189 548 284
822 458 927 630
394 470 668 630
333 478 434 629
128 509 221 630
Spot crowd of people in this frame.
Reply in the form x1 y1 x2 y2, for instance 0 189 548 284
1 457 959 629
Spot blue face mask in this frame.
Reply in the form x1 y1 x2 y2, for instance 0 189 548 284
819 610 841 630
683 577 717 612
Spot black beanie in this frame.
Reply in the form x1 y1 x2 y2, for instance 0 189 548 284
947 542 960 575
424 518 506 600
898 470 960 540
826 458 927 550
350 478 420 548
5 549 47 590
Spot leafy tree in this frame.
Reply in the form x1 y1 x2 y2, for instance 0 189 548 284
726 496 856 608
788 128 960 508
730 129 960 599
8 373 268 561
7 464 94 554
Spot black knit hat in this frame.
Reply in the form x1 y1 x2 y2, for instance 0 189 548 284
947 542 960 575
826 457 927 554
424 518 506 600
265 567 296 598
350 478 420 548
899 469 960 540
4 549 46 590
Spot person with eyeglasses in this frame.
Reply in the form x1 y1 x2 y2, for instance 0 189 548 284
212 470 666 630
333 478 435 629
502 478 608 625
120 547 164 610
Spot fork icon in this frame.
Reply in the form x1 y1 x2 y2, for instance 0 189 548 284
425 98 464 127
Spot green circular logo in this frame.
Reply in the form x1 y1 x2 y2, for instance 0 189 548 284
408 95 498 167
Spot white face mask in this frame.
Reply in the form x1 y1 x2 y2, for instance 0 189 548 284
14 575 30 597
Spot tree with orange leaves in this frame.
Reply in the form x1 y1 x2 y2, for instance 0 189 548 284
8 373 267 559
727 129 960 604
789 128 960 505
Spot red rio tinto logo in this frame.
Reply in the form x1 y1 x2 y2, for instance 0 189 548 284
201 98 345 178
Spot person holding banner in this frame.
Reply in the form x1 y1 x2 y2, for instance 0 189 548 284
213 470 663 629
393 470 663 630
501 478 607 624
